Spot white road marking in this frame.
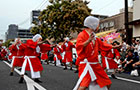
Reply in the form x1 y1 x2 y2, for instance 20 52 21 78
108 75 140 84
49 63 140 84
3 61 47 90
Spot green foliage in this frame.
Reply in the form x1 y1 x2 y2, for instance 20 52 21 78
2 39 14 47
31 0 91 41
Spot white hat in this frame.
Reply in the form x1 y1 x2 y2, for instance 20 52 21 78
84 16 99 30
32 34 42 42
65 37 69 41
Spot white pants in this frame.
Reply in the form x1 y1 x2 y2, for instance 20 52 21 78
89 82 108 90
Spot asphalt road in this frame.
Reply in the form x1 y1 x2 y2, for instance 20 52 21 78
0 60 140 90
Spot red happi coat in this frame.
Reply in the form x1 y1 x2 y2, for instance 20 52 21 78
24 39 43 72
39 44 51 60
53 46 62 61
9 45 18 59
76 30 112 88
12 44 25 67
1 48 8 60
8 45 15 60
102 48 120 69
62 41 75 63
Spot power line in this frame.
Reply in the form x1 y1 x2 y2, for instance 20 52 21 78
18 0 48 26
39 0 48 9
18 17 30 26
94 0 119 13
34 0 47 10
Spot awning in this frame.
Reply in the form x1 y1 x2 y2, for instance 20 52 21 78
128 19 140 25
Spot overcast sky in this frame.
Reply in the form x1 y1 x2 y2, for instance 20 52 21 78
0 0 132 40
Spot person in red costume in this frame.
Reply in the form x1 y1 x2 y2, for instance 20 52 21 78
1 46 8 61
9 38 25 76
61 37 75 70
73 16 121 90
53 44 63 66
102 39 120 79
19 34 51 83
40 39 52 64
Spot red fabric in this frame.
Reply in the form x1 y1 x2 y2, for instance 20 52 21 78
24 39 38 56
40 44 51 53
75 57 80 66
12 44 25 67
40 44 51 60
62 41 75 63
1 49 7 60
25 57 43 72
13 57 24 67
8 54 13 60
24 39 43 72
9 45 18 57
102 49 120 69
53 47 62 61
41 53 48 60
76 30 112 88
8 45 13 59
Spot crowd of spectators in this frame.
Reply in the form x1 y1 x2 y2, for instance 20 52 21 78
118 38 140 76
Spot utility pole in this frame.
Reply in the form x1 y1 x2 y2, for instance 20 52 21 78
125 0 132 45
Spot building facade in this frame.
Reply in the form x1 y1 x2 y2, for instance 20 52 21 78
98 8 133 39
130 0 140 38
6 24 33 41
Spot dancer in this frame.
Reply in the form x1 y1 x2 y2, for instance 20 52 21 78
102 39 120 79
10 38 25 76
19 34 46 83
62 37 75 70
1 46 8 61
40 39 52 65
53 44 63 66
73 16 121 90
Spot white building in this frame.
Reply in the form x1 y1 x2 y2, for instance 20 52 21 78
130 0 140 38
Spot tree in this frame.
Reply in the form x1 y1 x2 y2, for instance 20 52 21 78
31 0 91 41
2 39 13 47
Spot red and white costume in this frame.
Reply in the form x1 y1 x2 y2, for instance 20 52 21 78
11 44 25 67
62 41 75 63
21 39 43 78
53 46 62 65
102 49 120 70
8 46 13 60
40 44 52 60
1 47 8 61
74 30 112 90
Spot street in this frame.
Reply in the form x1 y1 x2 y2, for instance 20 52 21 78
0 60 140 90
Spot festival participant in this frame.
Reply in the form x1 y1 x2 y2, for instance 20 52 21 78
53 44 63 66
9 38 25 76
40 39 52 64
19 34 47 83
102 40 120 79
1 46 8 61
73 16 121 90
62 37 75 70
8 45 14 62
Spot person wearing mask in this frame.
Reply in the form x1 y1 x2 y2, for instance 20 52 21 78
73 16 121 90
